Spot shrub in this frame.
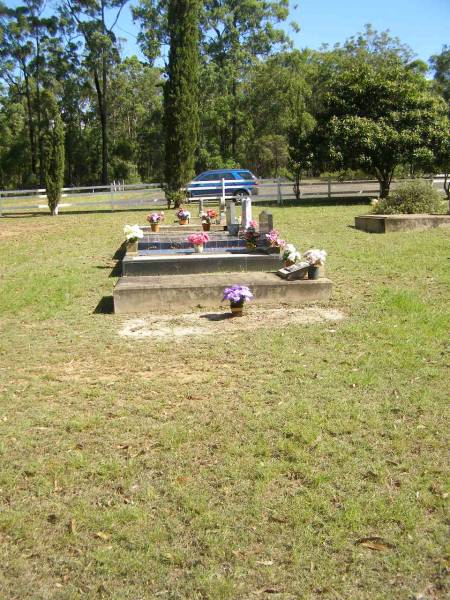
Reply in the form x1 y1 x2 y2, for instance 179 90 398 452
372 180 444 215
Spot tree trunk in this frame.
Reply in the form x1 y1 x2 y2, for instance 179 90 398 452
23 71 37 177
376 169 393 198
231 78 237 159
94 69 109 185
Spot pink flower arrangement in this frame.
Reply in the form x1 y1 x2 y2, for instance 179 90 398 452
265 229 285 247
187 232 210 246
201 209 218 224
242 220 259 246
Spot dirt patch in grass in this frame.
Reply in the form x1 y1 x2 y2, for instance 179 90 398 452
0 220 62 241
119 306 346 340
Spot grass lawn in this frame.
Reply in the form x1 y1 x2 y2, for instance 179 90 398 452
0 205 448 599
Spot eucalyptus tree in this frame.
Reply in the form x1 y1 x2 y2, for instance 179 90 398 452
133 0 292 163
60 0 129 184
0 0 59 183
430 45 450 111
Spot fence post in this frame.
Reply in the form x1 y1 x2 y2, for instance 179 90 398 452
327 177 331 199
221 178 226 216
198 198 204 216
277 177 283 206
110 183 114 211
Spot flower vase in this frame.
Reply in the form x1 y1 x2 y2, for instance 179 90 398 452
230 300 244 317
246 242 256 250
284 260 295 268
179 219 188 225
150 223 160 233
194 244 204 253
127 239 138 255
308 265 320 280
202 223 211 231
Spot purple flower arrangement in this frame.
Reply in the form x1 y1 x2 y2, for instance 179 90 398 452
176 208 191 221
147 211 165 224
223 285 253 305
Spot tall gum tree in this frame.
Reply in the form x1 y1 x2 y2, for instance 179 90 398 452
60 0 128 185
133 0 292 164
0 1 58 184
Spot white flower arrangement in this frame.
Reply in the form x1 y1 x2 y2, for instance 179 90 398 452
124 224 144 242
281 243 302 263
303 248 327 266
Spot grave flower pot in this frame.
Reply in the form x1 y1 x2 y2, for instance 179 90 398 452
284 259 295 268
127 239 138 255
202 223 211 231
179 219 188 225
230 300 244 316
308 265 320 280
194 244 204 253
150 223 160 233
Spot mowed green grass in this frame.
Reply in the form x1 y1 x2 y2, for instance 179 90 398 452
0 206 448 600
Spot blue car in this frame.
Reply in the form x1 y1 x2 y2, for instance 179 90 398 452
187 169 259 200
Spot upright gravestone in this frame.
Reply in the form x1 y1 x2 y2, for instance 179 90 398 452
241 196 253 229
226 199 239 235
258 211 273 235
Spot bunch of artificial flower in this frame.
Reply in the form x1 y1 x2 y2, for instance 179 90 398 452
265 229 285 248
303 248 327 266
187 232 210 246
147 211 165 224
123 224 144 242
223 285 253 304
242 219 259 246
201 209 218 224
177 207 191 220
281 243 302 263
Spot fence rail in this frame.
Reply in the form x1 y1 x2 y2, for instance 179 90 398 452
0 176 445 216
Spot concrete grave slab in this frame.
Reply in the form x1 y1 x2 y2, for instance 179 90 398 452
355 213 450 233
114 271 332 313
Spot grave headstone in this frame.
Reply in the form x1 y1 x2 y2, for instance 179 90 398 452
226 199 239 235
258 211 273 235
241 196 253 229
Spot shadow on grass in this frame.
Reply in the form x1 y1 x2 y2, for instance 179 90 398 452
253 195 374 208
200 312 233 321
95 261 122 277
113 241 127 260
94 296 114 314
0 206 164 218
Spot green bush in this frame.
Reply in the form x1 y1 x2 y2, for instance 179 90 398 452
372 180 445 215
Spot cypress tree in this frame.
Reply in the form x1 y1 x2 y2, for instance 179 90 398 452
42 92 65 215
164 0 200 207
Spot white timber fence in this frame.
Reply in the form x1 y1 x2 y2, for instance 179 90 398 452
0 176 446 216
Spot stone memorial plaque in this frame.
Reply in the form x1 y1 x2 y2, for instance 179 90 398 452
258 211 273 235
226 199 238 225
241 197 253 229
277 261 309 280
